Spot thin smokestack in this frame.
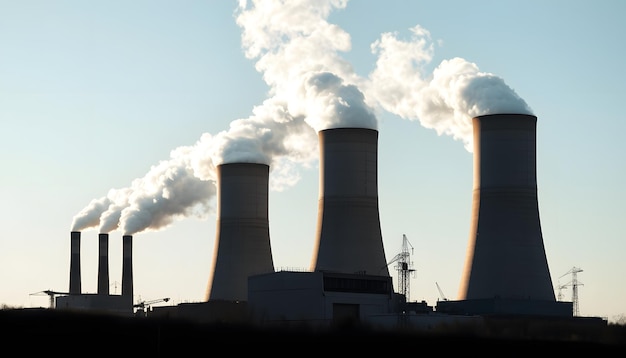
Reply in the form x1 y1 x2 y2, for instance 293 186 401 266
310 127 389 276
121 235 133 302
205 163 274 302
69 231 81 295
458 113 555 301
97 233 109 295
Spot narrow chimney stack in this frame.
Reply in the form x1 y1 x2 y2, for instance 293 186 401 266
121 235 133 303
97 233 110 295
69 231 81 295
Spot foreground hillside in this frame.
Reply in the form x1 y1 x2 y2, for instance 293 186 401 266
2 308 624 354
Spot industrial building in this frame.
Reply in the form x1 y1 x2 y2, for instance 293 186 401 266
55 114 608 333
56 232 133 315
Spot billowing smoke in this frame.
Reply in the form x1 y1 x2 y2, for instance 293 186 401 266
365 24 533 151
71 0 532 236
71 195 114 232
235 0 374 131
71 98 318 235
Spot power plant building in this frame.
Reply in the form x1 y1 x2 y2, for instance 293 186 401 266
247 127 398 325
58 115 592 328
56 232 134 316
248 270 401 327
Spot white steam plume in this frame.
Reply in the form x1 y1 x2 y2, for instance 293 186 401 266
71 98 318 235
71 195 113 232
236 0 374 131
71 0 375 236
366 25 533 151
71 0 533 236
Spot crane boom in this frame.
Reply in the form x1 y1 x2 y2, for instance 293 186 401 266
134 297 170 317
134 297 170 309
436 282 448 301
30 290 69 309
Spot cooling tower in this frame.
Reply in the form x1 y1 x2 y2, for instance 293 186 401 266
458 113 555 301
121 235 133 301
69 231 81 294
97 233 109 295
205 163 275 302
310 127 389 276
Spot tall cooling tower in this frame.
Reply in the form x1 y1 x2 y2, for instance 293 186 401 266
121 235 133 302
458 113 555 301
97 233 109 295
69 231 81 294
310 127 389 276
205 163 274 302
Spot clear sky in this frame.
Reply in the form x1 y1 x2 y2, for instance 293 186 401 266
1 0 624 323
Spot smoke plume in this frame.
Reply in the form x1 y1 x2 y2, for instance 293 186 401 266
71 0 532 236
71 98 318 235
365 24 533 151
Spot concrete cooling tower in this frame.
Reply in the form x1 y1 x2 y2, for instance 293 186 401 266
458 113 555 301
205 163 275 302
310 127 389 276
97 233 109 295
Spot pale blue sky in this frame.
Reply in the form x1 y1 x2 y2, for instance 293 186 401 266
1 1 624 322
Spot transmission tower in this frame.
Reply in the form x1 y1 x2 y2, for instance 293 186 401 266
559 266 584 316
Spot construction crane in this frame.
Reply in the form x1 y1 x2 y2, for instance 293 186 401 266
134 297 170 316
385 234 416 301
559 266 584 316
555 282 569 301
29 290 68 309
435 282 448 301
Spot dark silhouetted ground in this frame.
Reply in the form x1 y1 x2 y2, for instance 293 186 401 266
2 308 624 354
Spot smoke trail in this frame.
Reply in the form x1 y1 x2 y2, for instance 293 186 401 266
366 25 533 151
236 0 374 131
98 187 131 233
71 0 533 235
70 0 373 235
70 98 318 235
71 195 113 232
